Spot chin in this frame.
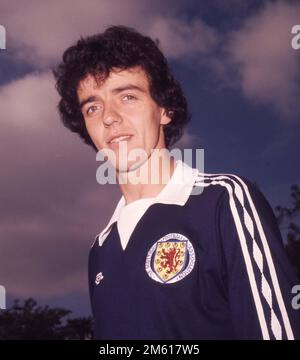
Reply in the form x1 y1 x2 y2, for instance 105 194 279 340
114 154 150 174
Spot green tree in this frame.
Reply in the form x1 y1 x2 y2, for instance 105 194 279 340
0 298 93 339
276 184 300 279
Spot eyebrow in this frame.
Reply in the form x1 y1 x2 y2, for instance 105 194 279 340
79 84 146 110
79 95 100 111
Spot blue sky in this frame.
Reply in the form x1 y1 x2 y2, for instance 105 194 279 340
0 0 299 317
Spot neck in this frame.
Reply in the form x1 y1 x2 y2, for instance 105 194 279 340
117 151 175 205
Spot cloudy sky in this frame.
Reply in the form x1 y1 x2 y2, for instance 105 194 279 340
0 0 299 316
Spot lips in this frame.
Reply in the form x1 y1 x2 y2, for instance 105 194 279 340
107 134 133 144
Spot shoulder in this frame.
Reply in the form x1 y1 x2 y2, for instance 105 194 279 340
191 170 264 208
194 170 257 192
191 170 276 228
195 170 271 206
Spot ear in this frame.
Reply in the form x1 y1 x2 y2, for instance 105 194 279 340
160 108 173 125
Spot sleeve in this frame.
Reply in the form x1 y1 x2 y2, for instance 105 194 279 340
88 247 95 319
216 175 300 340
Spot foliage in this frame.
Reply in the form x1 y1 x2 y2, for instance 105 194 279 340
276 184 300 279
0 298 93 340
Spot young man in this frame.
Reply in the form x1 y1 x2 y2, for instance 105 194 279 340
53 25 300 340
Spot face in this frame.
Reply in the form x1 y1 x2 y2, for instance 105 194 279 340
77 66 171 172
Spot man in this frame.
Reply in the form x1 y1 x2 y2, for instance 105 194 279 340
53 25 300 340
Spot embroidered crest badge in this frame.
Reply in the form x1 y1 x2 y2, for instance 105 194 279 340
145 233 195 284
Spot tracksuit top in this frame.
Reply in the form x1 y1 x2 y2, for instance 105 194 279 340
88 160 300 340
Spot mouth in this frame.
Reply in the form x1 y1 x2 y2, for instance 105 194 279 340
107 134 133 145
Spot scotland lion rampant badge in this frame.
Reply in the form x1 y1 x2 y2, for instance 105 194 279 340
145 233 195 284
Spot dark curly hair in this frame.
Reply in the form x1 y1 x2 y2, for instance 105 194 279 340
53 25 190 151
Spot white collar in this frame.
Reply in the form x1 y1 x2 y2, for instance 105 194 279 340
94 159 199 247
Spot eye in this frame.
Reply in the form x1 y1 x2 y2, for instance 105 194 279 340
122 94 136 101
86 104 100 115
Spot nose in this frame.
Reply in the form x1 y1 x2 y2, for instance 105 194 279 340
103 102 122 127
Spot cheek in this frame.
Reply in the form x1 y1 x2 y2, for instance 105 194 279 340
85 119 105 146
147 112 162 137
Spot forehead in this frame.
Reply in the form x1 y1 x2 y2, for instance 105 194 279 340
77 66 150 96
